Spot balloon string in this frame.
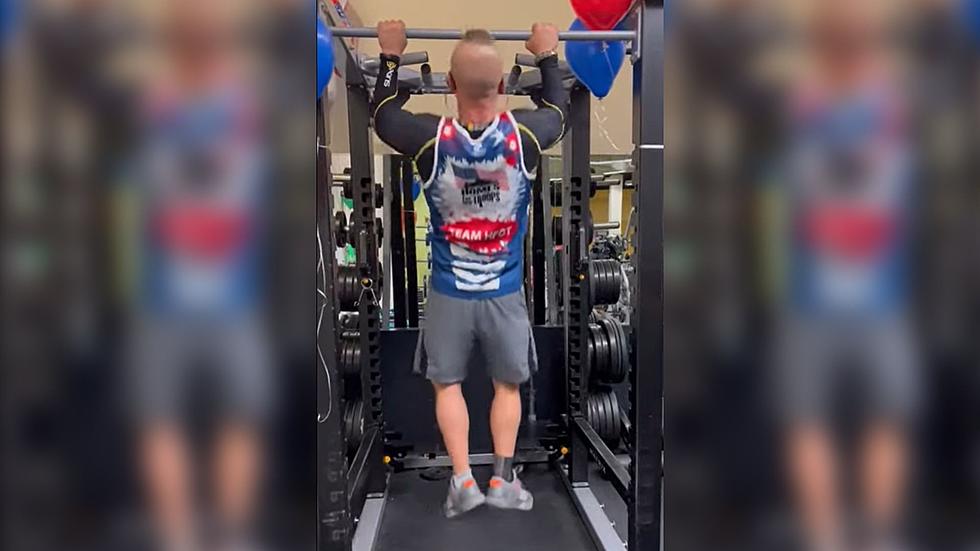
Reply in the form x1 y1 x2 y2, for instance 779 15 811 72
594 101 621 152
602 43 616 80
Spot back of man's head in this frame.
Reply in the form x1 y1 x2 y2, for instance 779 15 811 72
449 30 504 103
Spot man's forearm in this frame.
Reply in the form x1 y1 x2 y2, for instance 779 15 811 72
372 53 402 111
372 54 440 158
536 54 568 113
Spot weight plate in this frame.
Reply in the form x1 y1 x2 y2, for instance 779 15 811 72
595 322 609 381
347 339 358 375
605 261 616 303
341 340 349 373
585 393 596 429
587 326 596 371
600 318 625 384
593 261 607 305
588 324 601 380
608 261 620 302
345 400 365 450
354 401 365 443
599 390 613 443
588 262 596 306
584 394 592 426
593 260 620 305
601 321 614 380
350 403 360 448
348 341 357 373
593 323 607 382
605 318 623 383
597 319 613 382
589 390 605 438
612 319 629 382
591 263 601 305
343 401 354 442
606 391 617 442
338 266 357 309
602 261 617 304
609 262 622 303
585 394 594 428
588 394 600 434
596 390 612 442
341 340 351 374
606 391 621 443
334 212 349 248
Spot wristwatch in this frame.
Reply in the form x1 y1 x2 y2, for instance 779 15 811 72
534 50 558 64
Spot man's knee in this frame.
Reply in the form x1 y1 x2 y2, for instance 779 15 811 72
433 382 463 395
492 380 520 395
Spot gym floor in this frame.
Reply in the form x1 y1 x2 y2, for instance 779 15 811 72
376 464 598 551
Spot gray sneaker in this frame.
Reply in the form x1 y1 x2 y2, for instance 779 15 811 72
444 477 486 519
485 473 533 511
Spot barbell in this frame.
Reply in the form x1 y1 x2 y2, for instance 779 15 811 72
330 27 636 42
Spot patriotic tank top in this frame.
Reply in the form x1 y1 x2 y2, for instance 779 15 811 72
786 82 912 318
422 112 533 299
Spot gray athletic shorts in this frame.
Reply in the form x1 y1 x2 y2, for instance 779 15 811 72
126 314 275 425
771 314 921 426
413 289 538 386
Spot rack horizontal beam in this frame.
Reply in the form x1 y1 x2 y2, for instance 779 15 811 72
331 27 636 42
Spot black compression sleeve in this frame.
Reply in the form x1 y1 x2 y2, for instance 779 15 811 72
512 55 569 170
372 54 440 178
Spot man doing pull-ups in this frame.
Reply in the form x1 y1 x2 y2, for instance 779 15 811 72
372 20 568 518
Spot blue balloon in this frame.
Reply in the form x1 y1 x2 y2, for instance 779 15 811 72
963 0 980 45
1 0 21 46
317 16 335 98
564 19 626 99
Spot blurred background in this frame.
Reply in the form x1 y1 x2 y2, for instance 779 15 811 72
666 0 980 549
2 0 313 549
4 0 980 550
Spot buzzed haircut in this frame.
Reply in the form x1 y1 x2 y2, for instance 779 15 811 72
461 29 495 44
450 29 503 100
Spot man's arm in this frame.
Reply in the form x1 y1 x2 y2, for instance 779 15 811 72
372 21 440 171
511 23 568 169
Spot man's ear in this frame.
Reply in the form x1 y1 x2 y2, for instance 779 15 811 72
447 72 456 93
498 78 505 94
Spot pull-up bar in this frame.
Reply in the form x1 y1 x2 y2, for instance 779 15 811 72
330 27 636 42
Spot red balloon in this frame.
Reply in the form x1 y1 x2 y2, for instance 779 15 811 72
570 0 634 30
